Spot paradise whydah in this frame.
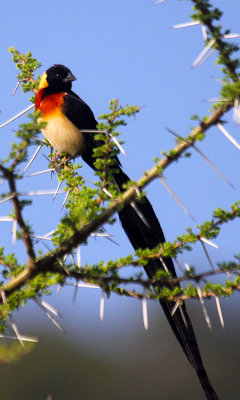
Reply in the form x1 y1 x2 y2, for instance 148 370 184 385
35 64 219 400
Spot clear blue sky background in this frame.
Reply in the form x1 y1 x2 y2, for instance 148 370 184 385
0 1 240 399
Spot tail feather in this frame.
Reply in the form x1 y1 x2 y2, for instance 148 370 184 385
113 168 219 400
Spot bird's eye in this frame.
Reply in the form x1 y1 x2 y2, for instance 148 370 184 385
56 73 61 79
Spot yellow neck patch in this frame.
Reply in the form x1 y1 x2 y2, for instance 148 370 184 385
38 72 48 89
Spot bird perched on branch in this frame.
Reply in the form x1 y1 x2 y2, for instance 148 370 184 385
35 64 219 400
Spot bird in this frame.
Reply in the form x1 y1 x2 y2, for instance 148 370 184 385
35 64 219 400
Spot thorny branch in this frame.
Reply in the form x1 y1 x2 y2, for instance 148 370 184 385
0 1 240 326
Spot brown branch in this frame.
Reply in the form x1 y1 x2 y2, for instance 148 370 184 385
0 165 36 269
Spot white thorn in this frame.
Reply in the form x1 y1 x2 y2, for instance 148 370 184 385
77 246 81 268
61 191 70 209
217 123 240 149
26 168 55 177
72 284 78 304
200 240 215 271
154 0 166 4
109 133 127 157
0 104 35 129
134 186 141 198
22 189 64 196
166 127 233 187
192 39 216 68
171 302 180 317
12 80 21 96
0 334 38 342
35 297 62 317
171 21 200 29
100 290 105 321
1 290 24 347
201 25 208 41
179 305 188 328
200 236 219 249
65 282 100 290
0 216 15 222
34 299 64 331
57 284 63 293
233 99 240 125
204 98 229 102
159 256 170 273
193 144 234 188
12 219 17 246
53 181 62 201
43 229 56 239
215 296 224 328
103 188 113 198
0 194 15 205
142 290 149 330
184 262 191 272
130 201 150 228
223 33 240 39
70 253 76 265
8 318 25 348
22 145 42 175
194 48 216 68
159 176 195 220
196 284 212 330
174 258 185 273
210 75 224 85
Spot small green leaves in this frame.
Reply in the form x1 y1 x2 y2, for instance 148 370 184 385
9 47 41 93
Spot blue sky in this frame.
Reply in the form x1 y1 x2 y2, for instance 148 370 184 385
0 1 240 398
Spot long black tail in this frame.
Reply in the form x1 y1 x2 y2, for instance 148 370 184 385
112 167 219 400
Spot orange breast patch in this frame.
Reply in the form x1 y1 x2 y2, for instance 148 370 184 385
36 92 66 117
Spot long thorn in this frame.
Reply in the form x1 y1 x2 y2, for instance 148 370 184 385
159 256 169 273
34 299 64 331
215 296 224 328
100 290 105 321
171 301 180 317
142 290 149 330
130 201 150 228
217 123 240 150
200 240 215 271
12 80 21 96
0 195 15 205
61 191 70 209
26 168 55 177
0 334 38 342
179 305 188 328
196 284 212 330
171 21 200 29
200 236 219 249
53 181 62 201
166 127 234 188
22 145 42 175
1 290 24 348
72 284 79 305
109 133 127 157
0 104 35 129
192 39 216 68
159 176 195 220
201 25 208 41
12 220 17 246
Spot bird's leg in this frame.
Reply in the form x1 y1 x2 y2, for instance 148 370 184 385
50 153 74 172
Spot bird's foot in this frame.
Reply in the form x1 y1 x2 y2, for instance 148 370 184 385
50 153 72 172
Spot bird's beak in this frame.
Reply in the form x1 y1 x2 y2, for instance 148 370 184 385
63 72 77 83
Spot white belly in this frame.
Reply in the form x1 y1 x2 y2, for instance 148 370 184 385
41 114 85 156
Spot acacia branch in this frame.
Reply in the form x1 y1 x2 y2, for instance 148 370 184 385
0 165 35 269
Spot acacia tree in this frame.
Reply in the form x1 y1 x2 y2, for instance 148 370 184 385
0 0 240 382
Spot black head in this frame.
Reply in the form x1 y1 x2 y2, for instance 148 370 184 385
39 64 76 92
